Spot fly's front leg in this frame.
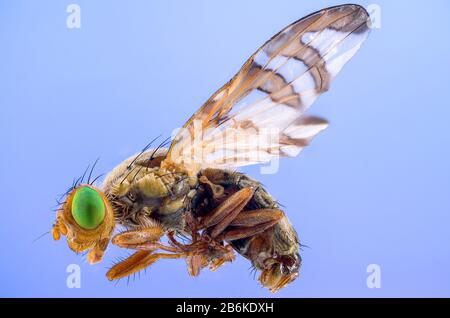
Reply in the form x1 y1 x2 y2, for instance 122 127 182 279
87 238 110 264
107 226 190 280
108 229 212 280
111 226 165 250
106 250 187 281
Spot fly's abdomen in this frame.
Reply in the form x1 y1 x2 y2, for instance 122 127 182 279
198 168 301 292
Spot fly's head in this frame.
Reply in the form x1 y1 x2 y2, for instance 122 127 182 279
53 184 115 264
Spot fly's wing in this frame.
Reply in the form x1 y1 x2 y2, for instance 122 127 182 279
163 4 370 173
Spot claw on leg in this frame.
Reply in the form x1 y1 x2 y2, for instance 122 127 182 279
186 255 207 277
209 245 235 272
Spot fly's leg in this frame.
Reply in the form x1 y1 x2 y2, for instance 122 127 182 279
187 186 256 272
217 209 284 241
106 250 188 281
107 226 193 280
228 209 283 227
87 238 110 264
166 232 209 276
186 255 207 277
201 207 284 271
108 227 215 280
201 187 255 238
200 169 300 292
166 231 232 275
107 183 283 280
199 176 283 241
111 226 165 250
197 175 285 272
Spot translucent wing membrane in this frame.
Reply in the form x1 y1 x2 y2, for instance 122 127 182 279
164 4 370 171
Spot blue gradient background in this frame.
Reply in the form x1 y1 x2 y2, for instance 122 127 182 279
1 0 449 297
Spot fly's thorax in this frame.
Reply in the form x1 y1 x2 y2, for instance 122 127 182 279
103 151 194 228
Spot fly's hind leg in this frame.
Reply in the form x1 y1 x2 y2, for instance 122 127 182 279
195 184 283 271
205 207 284 272
201 187 256 238
199 173 283 241
217 209 284 241
201 208 284 270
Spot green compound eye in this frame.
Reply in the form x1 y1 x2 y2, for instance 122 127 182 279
71 187 106 230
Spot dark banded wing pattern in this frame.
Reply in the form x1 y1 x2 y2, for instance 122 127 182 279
164 4 370 171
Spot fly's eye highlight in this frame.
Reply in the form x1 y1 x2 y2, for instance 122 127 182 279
71 186 106 230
